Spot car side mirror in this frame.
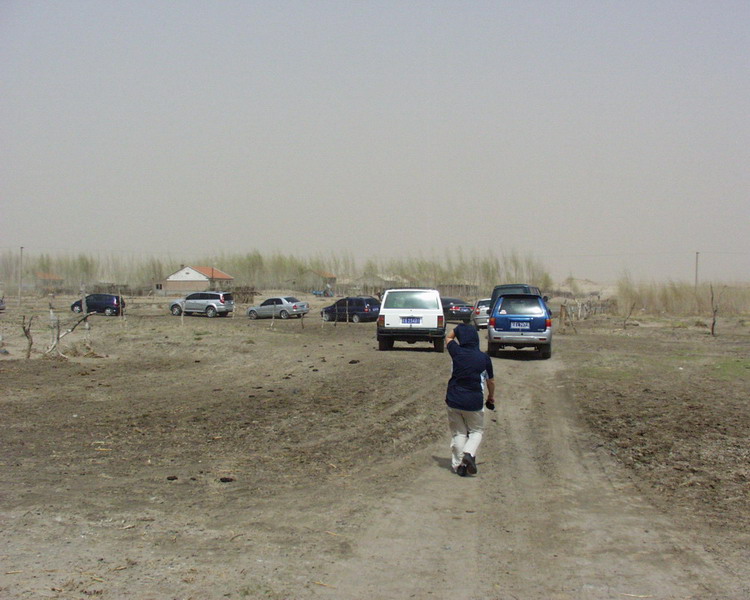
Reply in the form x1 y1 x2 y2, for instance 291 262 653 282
543 296 549 302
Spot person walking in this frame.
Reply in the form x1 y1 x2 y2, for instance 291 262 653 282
445 322 495 476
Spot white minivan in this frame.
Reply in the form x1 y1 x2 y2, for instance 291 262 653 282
376 288 446 352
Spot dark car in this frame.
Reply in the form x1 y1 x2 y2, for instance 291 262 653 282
487 294 552 359
321 296 380 323
71 294 125 316
441 297 473 322
489 283 547 314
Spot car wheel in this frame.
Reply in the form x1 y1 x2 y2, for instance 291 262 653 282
72 305 82 313
279 310 289 319
104 307 116 316
433 337 445 353
205 306 217 318
170 305 182 316
539 345 552 359
487 343 497 357
248 310 258 319
378 337 393 351
351 314 361 323
322 312 332 322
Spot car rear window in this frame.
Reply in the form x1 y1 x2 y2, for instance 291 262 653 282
284 297 300 302
383 291 440 310
223 293 234 301
498 298 544 316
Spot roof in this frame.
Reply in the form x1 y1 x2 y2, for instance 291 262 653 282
36 272 64 281
191 266 233 280
311 269 337 279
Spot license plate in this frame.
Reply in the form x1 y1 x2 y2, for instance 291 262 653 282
402 317 421 324
510 321 530 329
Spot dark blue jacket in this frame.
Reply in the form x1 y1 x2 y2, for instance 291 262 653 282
445 324 494 411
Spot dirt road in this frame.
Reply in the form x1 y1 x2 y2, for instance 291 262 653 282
1 302 748 599
309 354 748 599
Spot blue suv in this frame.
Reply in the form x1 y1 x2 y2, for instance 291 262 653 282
487 294 552 359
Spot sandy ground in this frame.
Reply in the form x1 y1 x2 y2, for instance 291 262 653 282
1 295 748 599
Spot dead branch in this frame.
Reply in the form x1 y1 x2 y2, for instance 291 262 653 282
45 313 91 355
710 284 721 337
623 302 636 329
22 316 34 359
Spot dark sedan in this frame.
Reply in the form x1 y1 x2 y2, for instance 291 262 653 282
321 296 380 323
441 297 473 322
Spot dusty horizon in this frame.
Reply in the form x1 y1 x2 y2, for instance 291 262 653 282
2 2 748 283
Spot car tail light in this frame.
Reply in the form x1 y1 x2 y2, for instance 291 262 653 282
489 317 496 327
546 318 552 328
219 294 225 304
292 304 298 309
438 315 444 328
474 307 480 315
377 315 384 326
364 306 370 313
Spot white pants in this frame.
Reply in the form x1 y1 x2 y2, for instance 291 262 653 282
447 406 484 470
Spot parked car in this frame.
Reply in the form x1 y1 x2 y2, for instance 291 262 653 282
441 297 473 322
71 294 125 316
471 298 492 329
169 291 234 318
377 288 445 352
0 296 5 312
487 294 552 359
247 297 310 319
321 296 380 323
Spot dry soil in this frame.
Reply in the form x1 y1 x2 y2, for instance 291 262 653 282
1 296 748 599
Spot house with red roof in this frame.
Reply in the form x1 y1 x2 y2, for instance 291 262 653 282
35 271 65 293
156 265 234 295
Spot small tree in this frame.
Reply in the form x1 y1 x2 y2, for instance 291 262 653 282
710 284 722 337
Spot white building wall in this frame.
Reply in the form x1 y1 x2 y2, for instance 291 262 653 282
166 267 209 282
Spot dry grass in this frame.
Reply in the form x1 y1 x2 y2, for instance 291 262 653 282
615 276 750 316
1 249 552 295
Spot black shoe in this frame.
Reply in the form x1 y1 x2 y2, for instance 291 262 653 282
456 464 467 477
462 453 477 475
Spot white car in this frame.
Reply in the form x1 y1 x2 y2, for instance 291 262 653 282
247 297 310 319
376 289 446 352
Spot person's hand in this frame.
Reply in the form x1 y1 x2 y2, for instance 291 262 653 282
485 398 495 410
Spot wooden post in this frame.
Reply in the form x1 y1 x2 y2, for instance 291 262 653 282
17 246 23 307
118 286 125 324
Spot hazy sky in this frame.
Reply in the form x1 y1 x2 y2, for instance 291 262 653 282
2 1 748 283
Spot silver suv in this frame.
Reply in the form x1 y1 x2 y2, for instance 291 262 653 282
471 298 492 329
169 291 234 318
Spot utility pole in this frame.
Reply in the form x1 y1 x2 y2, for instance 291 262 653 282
17 246 23 306
694 251 700 291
